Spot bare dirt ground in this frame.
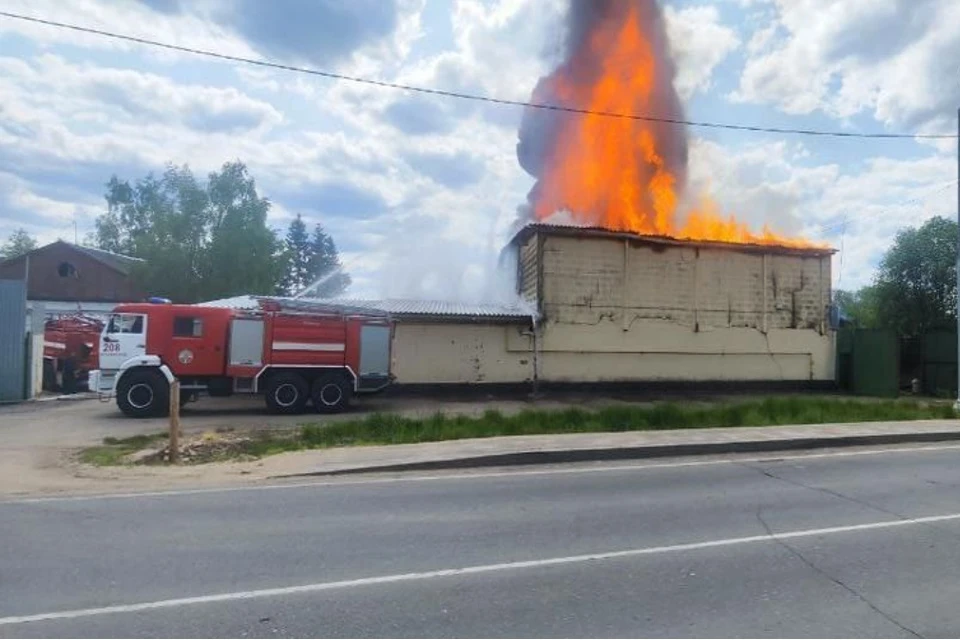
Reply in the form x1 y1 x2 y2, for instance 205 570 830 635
0 392 598 497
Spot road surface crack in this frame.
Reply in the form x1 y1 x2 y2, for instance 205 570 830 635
740 462 905 519
755 507 923 638
740 461 960 543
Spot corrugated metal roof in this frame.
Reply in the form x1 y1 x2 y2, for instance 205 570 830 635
68 243 144 274
313 298 536 320
0 241 145 273
197 295 259 310
197 296 536 321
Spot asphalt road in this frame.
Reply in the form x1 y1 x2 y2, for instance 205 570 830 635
5 444 960 638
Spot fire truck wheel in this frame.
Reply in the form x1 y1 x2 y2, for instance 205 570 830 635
116 369 169 418
264 373 309 414
311 375 350 413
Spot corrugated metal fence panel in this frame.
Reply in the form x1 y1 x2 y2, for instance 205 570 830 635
922 331 957 396
0 279 27 402
923 331 956 363
835 328 854 391
851 329 899 398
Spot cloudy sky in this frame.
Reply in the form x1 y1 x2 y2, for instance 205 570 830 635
0 0 957 299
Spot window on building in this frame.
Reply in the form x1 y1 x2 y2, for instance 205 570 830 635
173 316 203 337
57 262 76 278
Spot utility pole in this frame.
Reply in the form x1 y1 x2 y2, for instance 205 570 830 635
956 107 960 412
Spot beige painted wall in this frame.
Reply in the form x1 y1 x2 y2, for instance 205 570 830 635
391 322 533 384
532 234 835 381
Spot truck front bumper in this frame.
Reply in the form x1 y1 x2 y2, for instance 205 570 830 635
88 369 117 398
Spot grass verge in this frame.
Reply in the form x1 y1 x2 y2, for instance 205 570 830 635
78 432 168 466
298 397 956 449
79 397 957 466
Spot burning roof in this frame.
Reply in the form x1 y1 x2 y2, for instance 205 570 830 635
508 223 835 257
516 0 821 250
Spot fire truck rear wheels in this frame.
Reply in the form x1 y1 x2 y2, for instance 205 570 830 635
264 373 309 414
116 369 169 418
311 375 351 414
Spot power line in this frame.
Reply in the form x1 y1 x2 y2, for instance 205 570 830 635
814 178 959 235
824 178 959 287
2 9 957 141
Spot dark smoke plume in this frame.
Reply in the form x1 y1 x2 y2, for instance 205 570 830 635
515 0 688 226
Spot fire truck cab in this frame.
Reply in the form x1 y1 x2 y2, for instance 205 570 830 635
89 298 393 418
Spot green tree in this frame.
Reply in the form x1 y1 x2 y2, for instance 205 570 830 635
0 228 38 260
278 214 311 295
872 216 957 337
305 223 351 298
203 162 281 299
99 167 211 302
834 286 880 328
92 161 283 302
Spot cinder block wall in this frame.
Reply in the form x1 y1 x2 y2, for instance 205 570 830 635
525 233 834 382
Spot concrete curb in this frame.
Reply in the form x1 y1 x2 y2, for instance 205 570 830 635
286 429 960 477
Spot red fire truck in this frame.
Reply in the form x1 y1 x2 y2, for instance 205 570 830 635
43 315 104 393
89 297 393 418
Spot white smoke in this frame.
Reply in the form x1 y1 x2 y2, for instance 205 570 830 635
371 212 523 304
540 209 592 227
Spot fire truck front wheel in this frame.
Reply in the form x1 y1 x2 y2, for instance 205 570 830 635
264 372 309 414
311 375 351 414
116 369 169 418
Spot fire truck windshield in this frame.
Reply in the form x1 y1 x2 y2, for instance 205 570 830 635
107 314 143 334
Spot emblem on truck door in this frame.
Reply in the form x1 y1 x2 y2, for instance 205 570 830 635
178 349 194 364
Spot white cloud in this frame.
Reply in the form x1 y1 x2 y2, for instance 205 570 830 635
732 0 960 134
0 0 258 60
665 5 741 100
0 52 289 187
0 171 101 246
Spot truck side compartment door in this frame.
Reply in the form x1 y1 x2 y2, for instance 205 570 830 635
167 312 227 376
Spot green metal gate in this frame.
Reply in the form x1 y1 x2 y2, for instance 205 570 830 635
836 328 899 397
922 330 956 397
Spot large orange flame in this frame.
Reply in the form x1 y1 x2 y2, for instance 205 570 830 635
527 1 820 250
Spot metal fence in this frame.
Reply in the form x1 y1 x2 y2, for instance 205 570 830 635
918 330 957 397
0 279 27 402
836 328 900 397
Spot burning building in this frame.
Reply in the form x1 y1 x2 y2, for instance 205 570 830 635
379 0 835 386
422 0 835 387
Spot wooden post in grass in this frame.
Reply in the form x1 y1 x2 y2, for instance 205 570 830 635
169 379 181 463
